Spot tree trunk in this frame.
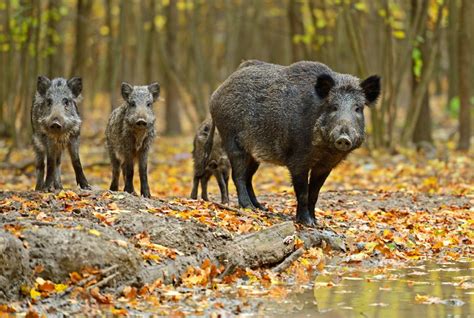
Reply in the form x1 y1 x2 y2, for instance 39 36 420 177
46 0 64 77
412 38 433 145
457 0 472 150
287 0 306 61
402 0 444 145
143 0 156 84
412 94 433 145
164 0 182 135
70 0 92 77
447 0 459 107
104 0 115 110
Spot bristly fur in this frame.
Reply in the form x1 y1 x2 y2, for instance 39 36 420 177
105 82 159 198
209 60 381 226
31 76 90 191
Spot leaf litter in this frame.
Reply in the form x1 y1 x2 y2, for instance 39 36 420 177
0 136 472 316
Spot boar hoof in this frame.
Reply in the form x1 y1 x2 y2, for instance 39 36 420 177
296 213 317 227
254 203 268 211
81 183 92 190
141 191 151 198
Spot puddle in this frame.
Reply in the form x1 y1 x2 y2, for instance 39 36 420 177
263 260 473 317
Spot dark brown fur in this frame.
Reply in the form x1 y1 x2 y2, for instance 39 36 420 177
207 60 380 226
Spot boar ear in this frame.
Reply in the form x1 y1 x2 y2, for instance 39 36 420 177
148 82 160 102
121 82 133 101
67 77 82 97
360 75 381 105
315 74 335 99
37 76 51 96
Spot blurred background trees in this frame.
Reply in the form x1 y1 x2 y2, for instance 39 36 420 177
0 0 472 150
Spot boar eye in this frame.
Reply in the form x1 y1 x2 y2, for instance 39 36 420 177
63 98 69 106
330 105 338 112
146 101 152 108
129 101 136 107
355 106 363 113
46 98 53 106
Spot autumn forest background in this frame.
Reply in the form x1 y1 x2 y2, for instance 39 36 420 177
0 0 472 150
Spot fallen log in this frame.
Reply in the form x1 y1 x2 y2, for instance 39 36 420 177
140 221 296 285
298 229 346 252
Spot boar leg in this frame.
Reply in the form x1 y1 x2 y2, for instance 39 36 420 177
34 145 45 191
229 156 256 209
224 137 255 208
109 151 121 191
215 171 229 204
43 150 58 192
191 175 200 199
68 137 90 189
201 172 211 201
245 159 266 210
308 170 330 218
122 157 136 194
53 152 63 190
223 169 230 199
138 149 151 198
291 169 315 226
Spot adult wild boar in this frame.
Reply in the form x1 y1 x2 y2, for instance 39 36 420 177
206 60 381 226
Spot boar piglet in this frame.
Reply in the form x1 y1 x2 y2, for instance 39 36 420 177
191 119 230 203
106 82 160 198
31 76 90 191
207 60 381 226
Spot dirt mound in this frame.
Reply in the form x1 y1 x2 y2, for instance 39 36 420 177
23 227 142 285
0 231 32 302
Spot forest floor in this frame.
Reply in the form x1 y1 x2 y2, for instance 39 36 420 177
0 135 472 316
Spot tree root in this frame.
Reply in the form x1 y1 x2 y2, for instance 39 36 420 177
272 248 304 273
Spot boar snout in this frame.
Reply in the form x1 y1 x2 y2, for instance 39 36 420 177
135 118 148 128
49 121 62 131
330 123 360 152
48 117 64 132
335 135 352 151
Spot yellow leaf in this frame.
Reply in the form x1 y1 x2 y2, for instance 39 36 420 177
365 242 378 252
89 229 101 236
54 284 68 293
392 30 406 39
99 26 109 36
30 288 41 300
354 2 368 12
383 229 393 240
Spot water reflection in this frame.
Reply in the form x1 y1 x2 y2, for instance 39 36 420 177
263 261 473 317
